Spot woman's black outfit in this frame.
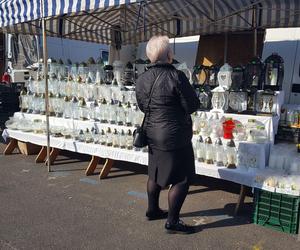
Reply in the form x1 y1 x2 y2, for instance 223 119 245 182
136 62 200 229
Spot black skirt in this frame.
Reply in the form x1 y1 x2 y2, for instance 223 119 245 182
148 143 195 187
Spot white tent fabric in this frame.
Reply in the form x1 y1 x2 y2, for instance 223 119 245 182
1 0 300 45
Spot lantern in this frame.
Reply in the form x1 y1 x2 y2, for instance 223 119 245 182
192 113 201 135
205 137 214 164
226 139 237 169
78 62 88 83
209 112 223 141
230 66 245 91
104 65 114 84
207 65 219 88
263 53 284 91
214 138 225 166
222 118 235 139
211 86 228 113
78 129 85 142
244 57 264 90
195 135 205 162
217 63 233 90
198 85 212 111
228 91 248 113
123 62 135 86
93 129 100 144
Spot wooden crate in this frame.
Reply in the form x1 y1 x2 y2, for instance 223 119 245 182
17 141 41 155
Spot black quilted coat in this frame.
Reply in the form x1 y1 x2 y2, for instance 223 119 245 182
135 63 200 151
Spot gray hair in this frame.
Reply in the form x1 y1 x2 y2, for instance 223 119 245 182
146 35 173 63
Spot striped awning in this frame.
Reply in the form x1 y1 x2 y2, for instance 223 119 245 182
1 0 300 45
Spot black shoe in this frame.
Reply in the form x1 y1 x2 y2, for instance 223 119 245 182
146 209 168 221
165 220 196 234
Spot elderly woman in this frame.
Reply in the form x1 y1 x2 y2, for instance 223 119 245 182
135 35 200 234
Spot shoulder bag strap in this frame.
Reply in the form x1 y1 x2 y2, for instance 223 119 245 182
140 71 164 128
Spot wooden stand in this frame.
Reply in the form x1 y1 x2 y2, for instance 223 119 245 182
35 146 48 163
85 156 100 176
3 138 18 155
99 159 114 179
234 184 248 215
45 148 60 165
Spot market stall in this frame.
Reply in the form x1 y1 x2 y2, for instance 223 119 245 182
1 0 300 235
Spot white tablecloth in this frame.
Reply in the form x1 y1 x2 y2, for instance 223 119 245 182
3 128 265 188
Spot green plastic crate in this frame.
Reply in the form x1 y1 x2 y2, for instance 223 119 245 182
253 188 300 234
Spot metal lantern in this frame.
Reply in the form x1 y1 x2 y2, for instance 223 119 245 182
192 65 209 86
205 137 214 164
207 65 219 88
198 85 212 111
214 138 225 166
263 53 284 91
104 65 114 85
230 66 244 91
123 62 135 86
244 57 264 90
226 139 237 169
195 135 205 162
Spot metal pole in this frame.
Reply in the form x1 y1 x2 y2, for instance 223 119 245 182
224 33 228 63
42 17 51 172
253 6 257 56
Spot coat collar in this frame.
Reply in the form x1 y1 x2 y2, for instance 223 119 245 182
146 61 175 70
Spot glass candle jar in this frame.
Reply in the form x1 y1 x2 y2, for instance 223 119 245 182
109 99 117 124
226 139 237 169
63 96 72 119
85 128 93 143
100 98 109 123
125 102 133 126
195 135 205 162
222 118 235 139
126 129 133 150
40 93 46 115
119 129 126 148
205 137 214 164
112 129 119 147
19 89 28 112
116 101 125 125
214 138 225 166
71 96 79 119
106 127 113 146
100 129 106 145
78 98 88 120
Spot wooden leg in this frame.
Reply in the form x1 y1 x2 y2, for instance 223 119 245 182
298 216 300 241
45 148 60 166
85 156 100 176
234 184 247 215
3 138 18 155
35 146 47 163
99 159 114 179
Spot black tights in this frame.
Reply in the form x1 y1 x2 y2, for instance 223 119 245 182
147 178 189 224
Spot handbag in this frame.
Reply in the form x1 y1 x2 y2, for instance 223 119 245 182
133 72 163 148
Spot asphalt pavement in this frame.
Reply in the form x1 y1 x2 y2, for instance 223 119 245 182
0 142 299 250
